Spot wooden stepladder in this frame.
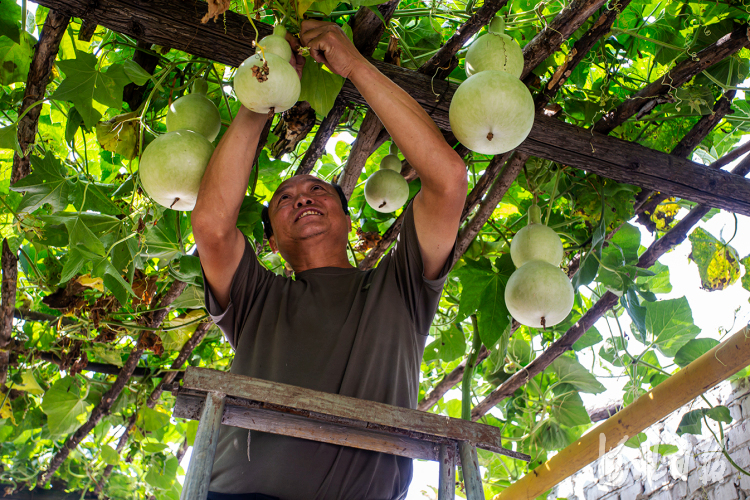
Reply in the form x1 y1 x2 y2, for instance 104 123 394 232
171 367 530 500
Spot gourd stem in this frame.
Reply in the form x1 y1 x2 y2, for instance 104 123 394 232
528 204 542 225
489 15 505 35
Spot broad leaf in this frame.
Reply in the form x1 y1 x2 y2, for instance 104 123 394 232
144 456 179 489
572 326 602 351
551 355 605 394
453 256 513 348
41 377 89 436
100 444 120 465
11 152 76 214
650 444 679 456
688 227 740 291
0 1 22 43
0 32 34 85
644 297 700 357
299 56 345 116
551 390 590 427
424 323 466 363
674 338 719 367
0 123 21 154
51 53 130 127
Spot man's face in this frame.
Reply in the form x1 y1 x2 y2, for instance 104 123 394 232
267 175 351 255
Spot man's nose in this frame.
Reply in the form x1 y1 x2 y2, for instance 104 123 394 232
294 195 314 208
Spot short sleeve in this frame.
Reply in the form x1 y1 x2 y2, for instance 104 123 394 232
383 201 457 336
202 236 271 350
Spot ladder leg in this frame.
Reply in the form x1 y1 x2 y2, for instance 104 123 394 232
438 443 456 500
458 441 485 500
180 392 226 500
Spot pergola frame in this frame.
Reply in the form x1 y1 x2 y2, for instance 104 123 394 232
3 0 750 495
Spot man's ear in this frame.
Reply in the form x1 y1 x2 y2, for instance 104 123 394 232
268 235 278 253
347 215 352 232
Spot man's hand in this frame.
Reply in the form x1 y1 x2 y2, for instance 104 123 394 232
298 20 367 79
284 32 306 80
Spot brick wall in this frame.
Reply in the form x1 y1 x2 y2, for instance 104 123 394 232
547 377 750 500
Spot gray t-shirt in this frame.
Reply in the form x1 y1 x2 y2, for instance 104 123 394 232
204 202 454 500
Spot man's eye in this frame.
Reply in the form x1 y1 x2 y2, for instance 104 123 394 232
312 185 322 190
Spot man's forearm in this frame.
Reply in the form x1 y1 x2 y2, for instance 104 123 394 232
348 60 464 188
193 106 268 238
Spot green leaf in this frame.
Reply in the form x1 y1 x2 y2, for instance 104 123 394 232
309 0 338 15
673 338 719 367
624 432 647 448
65 107 85 144
10 152 76 214
539 420 569 450
650 444 679 456
688 227 740 291
145 456 179 489
677 409 706 435
637 262 672 295
137 407 171 433
0 32 34 85
572 326 602 351
572 213 606 289
51 53 130 128
644 297 700 357
551 355 605 394
0 1 22 43
41 377 90 436
0 123 21 154
551 390 590 427
123 60 152 86
144 211 190 262
707 406 732 424
101 444 120 465
453 256 513 348
424 323 466 363
299 55 345 116
186 420 199 446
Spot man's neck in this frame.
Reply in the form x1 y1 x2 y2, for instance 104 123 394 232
284 243 354 274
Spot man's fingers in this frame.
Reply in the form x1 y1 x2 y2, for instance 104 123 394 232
299 25 334 47
300 19 331 33
285 32 301 51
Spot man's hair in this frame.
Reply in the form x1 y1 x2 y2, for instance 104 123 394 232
261 182 349 240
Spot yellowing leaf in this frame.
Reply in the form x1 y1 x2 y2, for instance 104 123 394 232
688 228 740 291
0 397 15 424
650 198 679 231
15 370 44 395
76 274 105 292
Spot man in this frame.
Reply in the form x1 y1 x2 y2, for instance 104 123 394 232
191 19 468 500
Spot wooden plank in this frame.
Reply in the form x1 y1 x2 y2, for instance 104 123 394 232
32 0 750 216
438 443 457 500
180 392 224 500
174 392 442 461
181 368 528 460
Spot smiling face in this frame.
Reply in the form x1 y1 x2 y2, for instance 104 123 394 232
267 175 351 261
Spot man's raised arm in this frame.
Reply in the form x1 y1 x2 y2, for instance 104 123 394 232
299 21 468 279
191 107 268 310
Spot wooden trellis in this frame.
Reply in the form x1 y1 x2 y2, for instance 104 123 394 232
3 0 750 496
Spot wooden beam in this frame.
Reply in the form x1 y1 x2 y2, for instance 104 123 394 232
179 367 529 460
31 0 750 215
174 392 443 461
495 324 750 500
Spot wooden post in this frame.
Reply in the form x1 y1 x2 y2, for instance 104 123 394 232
458 441 485 500
438 442 457 500
494 325 750 500
180 392 225 500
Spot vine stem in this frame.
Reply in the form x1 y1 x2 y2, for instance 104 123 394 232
461 316 482 421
